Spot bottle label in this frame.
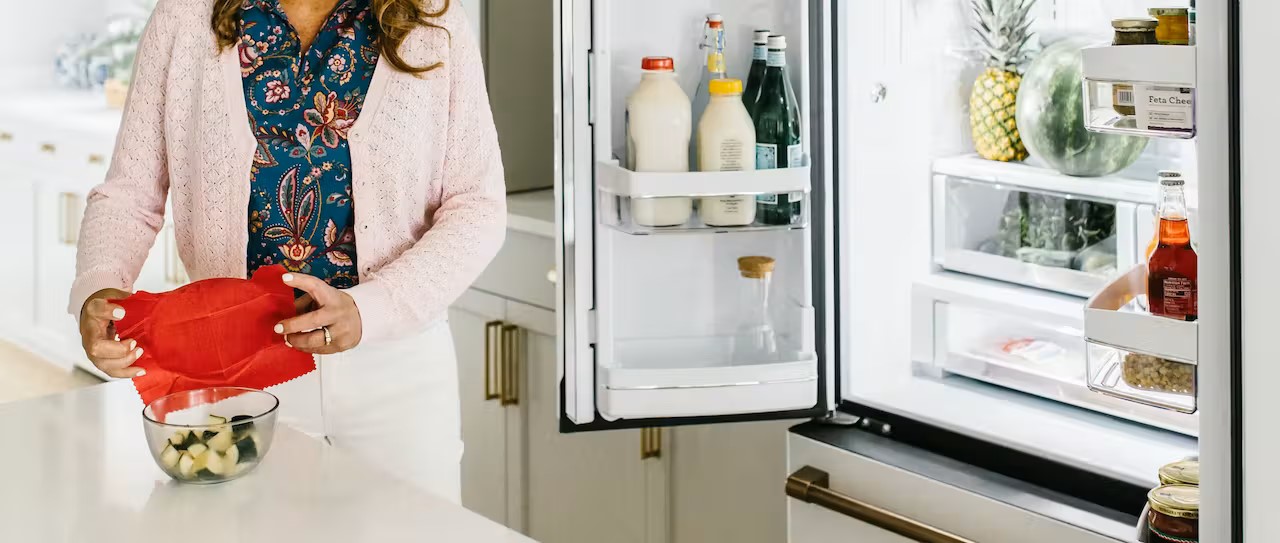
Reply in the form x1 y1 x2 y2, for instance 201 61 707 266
716 140 746 171
1161 276 1196 318
757 194 779 205
753 45 767 61
767 50 786 67
756 143 779 170
787 143 803 167
708 52 726 74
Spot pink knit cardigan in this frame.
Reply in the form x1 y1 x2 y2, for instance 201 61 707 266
69 0 507 343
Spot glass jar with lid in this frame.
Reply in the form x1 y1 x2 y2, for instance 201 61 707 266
1149 8 1190 45
1148 484 1199 542
732 256 779 364
1110 18 1159 116
1158 459 1200 486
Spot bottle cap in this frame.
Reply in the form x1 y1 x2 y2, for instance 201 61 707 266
1158 170 1183 178
707 13 723 27
768 35 787 49
1148 485 1200 519
1158 460 1200 486
1161 178 1185 187
738 256 777 279
754 30 772 44
1112 17 1158 30
709 78 743 96
641 57 674 72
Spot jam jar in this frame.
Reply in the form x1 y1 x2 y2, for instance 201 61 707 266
1111 18 1159 116
1148 484 1199 542
1158 460 1200 486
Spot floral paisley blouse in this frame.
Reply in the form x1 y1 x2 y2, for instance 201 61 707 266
239 0 379 289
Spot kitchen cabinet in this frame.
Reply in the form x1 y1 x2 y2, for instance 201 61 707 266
668 420 793 543
32 182 86 347
453 285 667 543
0 169 36 330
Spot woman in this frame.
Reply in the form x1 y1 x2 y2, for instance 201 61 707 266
69 0 505 500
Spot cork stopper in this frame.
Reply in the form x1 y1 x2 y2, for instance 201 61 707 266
738 256 776 279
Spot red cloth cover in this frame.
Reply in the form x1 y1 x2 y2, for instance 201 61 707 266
111 265 315 405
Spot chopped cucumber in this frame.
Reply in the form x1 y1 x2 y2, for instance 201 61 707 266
168 430 190 446
205 449 227 475
160 443 180 469
186 443 208 458
177 452 196 478
201 430 217 441
206 414 227 425
195 468 218 481
234 435 259 463
230 415 255 438
179 431 200 450
207 430 233 453
224 441 240 465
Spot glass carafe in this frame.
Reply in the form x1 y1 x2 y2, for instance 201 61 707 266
732 256 778 364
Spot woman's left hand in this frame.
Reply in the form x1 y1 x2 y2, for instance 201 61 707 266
275 272 363 354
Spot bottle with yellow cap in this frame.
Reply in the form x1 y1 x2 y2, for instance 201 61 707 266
698 78 758 227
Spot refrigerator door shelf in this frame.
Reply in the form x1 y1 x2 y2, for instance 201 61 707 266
1082 45 1197 140
598 346 818 420
1087 341 1196 414
1085 264 1199 364
596 159 811 198
600 191 810 235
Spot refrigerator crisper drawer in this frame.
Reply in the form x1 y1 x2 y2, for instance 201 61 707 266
913 273 1197 435
931 156 1155 298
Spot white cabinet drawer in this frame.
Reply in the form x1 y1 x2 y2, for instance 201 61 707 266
471 229 555 310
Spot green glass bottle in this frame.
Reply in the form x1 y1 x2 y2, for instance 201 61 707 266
743 29 771 118
753 34 803 226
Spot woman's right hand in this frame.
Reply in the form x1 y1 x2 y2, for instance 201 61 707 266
79 288 145 378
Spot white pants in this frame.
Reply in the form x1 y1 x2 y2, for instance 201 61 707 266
268 321 463 503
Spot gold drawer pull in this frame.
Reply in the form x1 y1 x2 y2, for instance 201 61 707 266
500 325 521 406
58 192 82 246
0 132 12 142
484 321 503 401
88 154 106 165
786 466 975 543
641 428 662 460
40 143 56 154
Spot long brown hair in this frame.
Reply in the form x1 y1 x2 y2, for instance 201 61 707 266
212 0 451 74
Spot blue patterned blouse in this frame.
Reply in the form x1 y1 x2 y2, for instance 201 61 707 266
239 0 380 289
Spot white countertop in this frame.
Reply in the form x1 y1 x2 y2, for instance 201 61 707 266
506 189 554 239
0 381 533 543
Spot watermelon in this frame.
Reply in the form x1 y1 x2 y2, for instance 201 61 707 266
1016 37 1148 177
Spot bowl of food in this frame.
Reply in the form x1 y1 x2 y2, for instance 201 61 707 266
143 387 278 484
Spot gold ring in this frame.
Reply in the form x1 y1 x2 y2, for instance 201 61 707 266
322 326 332 346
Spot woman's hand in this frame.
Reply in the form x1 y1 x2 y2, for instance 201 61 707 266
79 288 145 378
275 273 363 354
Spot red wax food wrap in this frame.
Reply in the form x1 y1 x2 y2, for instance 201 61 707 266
111 265 315 405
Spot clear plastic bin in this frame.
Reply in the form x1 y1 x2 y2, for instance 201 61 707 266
932 167 1148 297
596 160 811 234
1082 45 1196 139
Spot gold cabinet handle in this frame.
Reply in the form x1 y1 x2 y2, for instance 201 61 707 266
39 142 56 154
500 325 520 406
641 428 662 460
786 466 974 543
0 132 12 142
58 192 81 245
88 154 105 165
484 321 503 401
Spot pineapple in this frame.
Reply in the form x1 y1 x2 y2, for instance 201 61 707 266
969 0 1036 162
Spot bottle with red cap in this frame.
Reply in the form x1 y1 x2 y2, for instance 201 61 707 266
625 56 693 227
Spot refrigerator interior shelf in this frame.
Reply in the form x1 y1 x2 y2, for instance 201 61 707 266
1082 45 1197 140
1085 264 1198 364
932 154 1157 204
596 159 811 198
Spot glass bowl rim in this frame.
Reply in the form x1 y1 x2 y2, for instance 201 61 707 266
142 387 280 429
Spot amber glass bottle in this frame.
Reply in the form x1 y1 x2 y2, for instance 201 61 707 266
1148 178 1197 321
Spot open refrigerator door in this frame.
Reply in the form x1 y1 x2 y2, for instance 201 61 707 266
555 0 837 429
